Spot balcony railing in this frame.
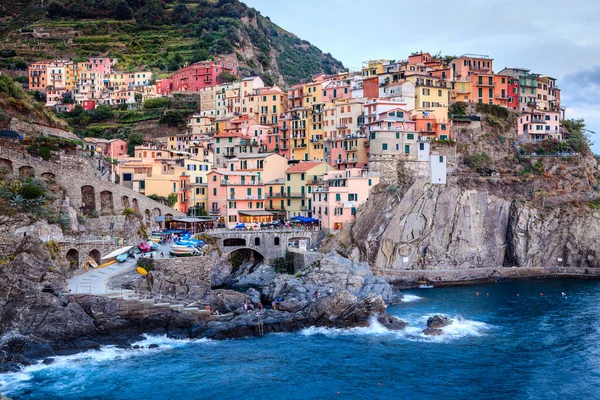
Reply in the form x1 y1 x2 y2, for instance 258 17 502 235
221 180 263 186
229 195 265 201
294 143 307 148
266 192 306 198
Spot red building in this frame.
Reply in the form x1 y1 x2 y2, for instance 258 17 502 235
82 100 96 111
363 76 379 99
156 60 238 95
507 77 519 110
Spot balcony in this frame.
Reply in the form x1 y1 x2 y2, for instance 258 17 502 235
221 180 264 186
266 192 306 199
294 143 307 149
229 195 265 201
223 154 236 159
496 94 508 99
455 88 471 94
476 81 494 87
336 124 348 129
531 118 546 124
364 142 370 147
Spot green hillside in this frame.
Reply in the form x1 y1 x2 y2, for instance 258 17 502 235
0 0 345 86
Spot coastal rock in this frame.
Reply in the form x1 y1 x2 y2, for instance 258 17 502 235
377 314 408 331
245 288 261 305
423 315 452 336
266 255 401 305
206 289 250 313
231 263 278 288
309 292 387 329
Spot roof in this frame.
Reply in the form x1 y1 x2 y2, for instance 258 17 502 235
285 161 326 174
238 211 273 217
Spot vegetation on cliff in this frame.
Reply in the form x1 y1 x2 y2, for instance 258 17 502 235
1 0 345 86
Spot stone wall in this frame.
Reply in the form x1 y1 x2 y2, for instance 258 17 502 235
289 249 324 273
146 256 214 300
9 118 76 140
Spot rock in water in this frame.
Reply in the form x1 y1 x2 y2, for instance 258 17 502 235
423 315 452 336
377 314 408 331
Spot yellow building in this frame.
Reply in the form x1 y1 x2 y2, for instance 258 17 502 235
362 59 389 77
257 86 288 126
406 74 450 110
450 80 473 103
307 103 326 161
284 161 330 217
290 107 309 161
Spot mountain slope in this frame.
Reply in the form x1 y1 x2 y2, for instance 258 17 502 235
0 0 345 86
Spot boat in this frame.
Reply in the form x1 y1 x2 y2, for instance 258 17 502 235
148 241 160 250
419 284 434 289
136 267 148 275
116 253 129 263
139 243 152 253
169 245 201 257
148 235 162 244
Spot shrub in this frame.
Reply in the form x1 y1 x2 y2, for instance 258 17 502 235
143 97 169 109
19 182 46 200
465 152 494 173
89 210 99 218
123 207 136 220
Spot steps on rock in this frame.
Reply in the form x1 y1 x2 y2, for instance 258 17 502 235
170 304 185 312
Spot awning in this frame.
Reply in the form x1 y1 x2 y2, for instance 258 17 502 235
101 246 133 260
238 211 274 217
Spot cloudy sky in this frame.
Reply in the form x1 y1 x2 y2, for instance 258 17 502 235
245 0 600 152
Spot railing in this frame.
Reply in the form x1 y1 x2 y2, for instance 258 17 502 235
229 195 264 201
221 180 263 186
266 192 306 198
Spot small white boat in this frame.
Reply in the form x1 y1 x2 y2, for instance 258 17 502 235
419 285 434 289
169 245 200 257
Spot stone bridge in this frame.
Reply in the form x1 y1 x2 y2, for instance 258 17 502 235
206 229 323 262
0 145 182 228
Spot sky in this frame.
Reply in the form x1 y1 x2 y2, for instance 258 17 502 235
244 0 600 153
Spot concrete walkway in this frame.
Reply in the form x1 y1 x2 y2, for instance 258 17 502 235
67 257 138 295
67 241 175 296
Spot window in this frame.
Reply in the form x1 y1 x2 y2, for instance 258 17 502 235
382 143 388 151
478 88 483 98
368 179 372 186
439 156 444 163
213 188 217 195
489 88 493 98
396 132 400 139
407 133 415 140
419 143 425 151
274 237 280 246
336 193 341 201
123 173 132 182
287 174 290 181
404 145 410 154
300 173 305 180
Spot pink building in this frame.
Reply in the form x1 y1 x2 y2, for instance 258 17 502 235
207 169 272 227
104 139 129 158
311 168 380 232
84 58 112 75
517 110 561 141
156 60 238 95
450 55 493 80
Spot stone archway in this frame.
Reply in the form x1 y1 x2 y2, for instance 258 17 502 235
41 172 56 182
66 248 79 269
144 209 151 223
100 191 114 215
132 198 140 213
121 196 130 208
227 248 265 269
0 158 13 175
254 237 261 246
88 249 101 266
81 185 96 215
18 165 35 178
153 208 163 228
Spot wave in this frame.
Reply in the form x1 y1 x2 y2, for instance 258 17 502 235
299 314 491 343
0 335 210 396
402 294 423 303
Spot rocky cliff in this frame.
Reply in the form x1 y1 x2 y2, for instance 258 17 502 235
331 106 600 280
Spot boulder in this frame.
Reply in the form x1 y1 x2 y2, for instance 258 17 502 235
231 263 278 288
377 314 408 331
245 288 261 305
206 289 250 313
423 315 452 336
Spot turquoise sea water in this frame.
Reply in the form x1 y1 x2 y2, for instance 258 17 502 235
2 279 600 399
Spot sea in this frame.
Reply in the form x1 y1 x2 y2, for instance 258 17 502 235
2 278 600 400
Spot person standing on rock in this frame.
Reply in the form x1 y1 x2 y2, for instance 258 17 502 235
258 302 263 311
328 288 333 297
314 290 319 299
243 300 248 311
271 300 277 310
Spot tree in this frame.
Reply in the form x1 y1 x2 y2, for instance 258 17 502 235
47 1 66 19
90 105 114 122
114 1 133 20
219 71 238 83
563 118 592 154
127 132 144 156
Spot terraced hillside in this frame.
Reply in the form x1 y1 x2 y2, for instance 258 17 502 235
0 0 345 86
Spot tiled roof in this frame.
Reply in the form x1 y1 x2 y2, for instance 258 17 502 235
285 161 325 173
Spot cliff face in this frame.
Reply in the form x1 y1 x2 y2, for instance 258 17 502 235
351 178 600 273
